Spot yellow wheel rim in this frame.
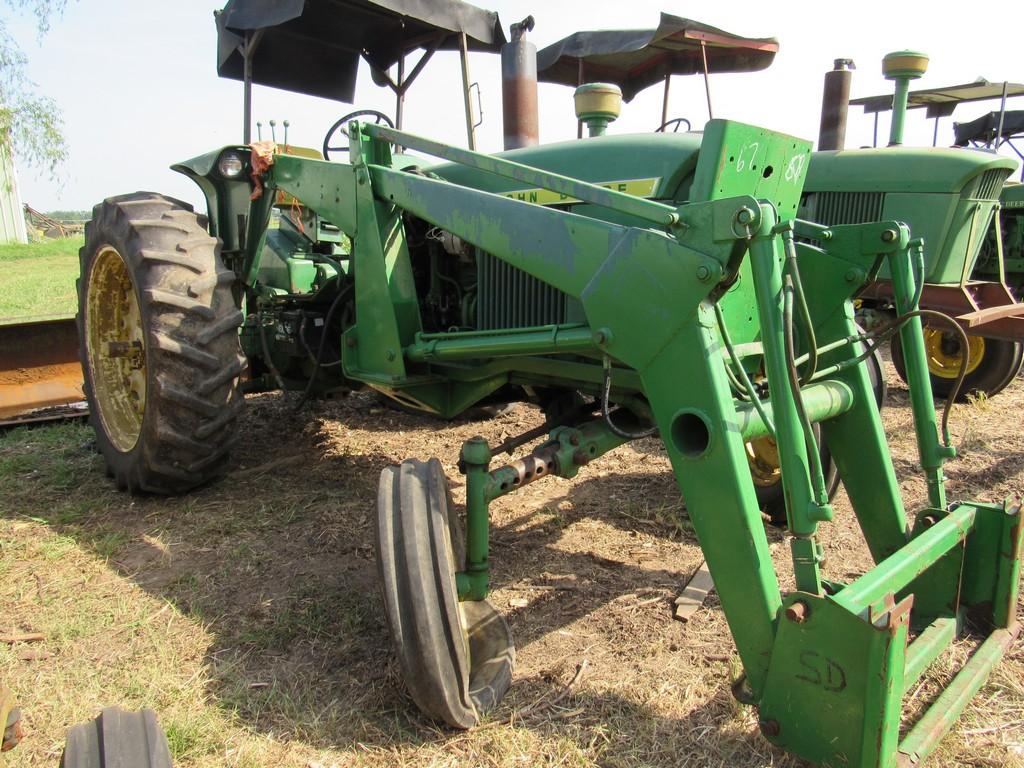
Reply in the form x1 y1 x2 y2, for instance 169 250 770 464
923 328 985 380
85 245 147 453
746 437 781 487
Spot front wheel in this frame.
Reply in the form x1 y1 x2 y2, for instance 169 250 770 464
890 329 1024 401
376 458 515 728
78 192 246 493
751 340 886 525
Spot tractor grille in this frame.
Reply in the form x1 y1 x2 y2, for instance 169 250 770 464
476 251 568 330
808 191 886 226
975 168 1010 201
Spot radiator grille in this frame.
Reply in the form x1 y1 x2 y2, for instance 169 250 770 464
476 251 568 330
976 168 1010 201
809 191 885 226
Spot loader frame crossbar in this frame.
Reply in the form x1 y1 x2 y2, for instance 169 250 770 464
262 120 1021 767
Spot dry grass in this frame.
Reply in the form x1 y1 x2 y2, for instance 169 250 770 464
2 362 1024 767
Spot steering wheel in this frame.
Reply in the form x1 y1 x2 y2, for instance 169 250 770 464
656 117 692 134
322 109 395 160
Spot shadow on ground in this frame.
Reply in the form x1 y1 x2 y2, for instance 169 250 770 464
1 389 803 765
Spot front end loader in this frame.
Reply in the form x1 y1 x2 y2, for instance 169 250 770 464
75 2 1021 765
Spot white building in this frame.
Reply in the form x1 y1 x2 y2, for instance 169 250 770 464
0 144 29 244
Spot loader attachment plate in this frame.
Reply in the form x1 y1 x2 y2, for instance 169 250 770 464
0 316 85 425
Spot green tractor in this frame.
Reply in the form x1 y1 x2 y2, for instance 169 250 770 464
837 67 1024 399
77 3 1022 767
977 181 1024 295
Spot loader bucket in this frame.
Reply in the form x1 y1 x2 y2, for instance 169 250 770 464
0 316 84 425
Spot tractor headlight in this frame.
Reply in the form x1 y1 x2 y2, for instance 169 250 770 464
217 151 246 178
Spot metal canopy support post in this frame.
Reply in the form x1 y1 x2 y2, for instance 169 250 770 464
459 33 476 150
994 80 1009 149
241 29 265 144
700 40 713 119
873 112 879 147
933 115 940 146
661 72 671 129
365 37 441 133
577 60 584 139
395 54 405 130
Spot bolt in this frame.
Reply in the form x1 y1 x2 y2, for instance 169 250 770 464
572 449 590 467
759 718 781 738
881 228 897 243
696 264 711 281
385 349 396 361
569 433 580 447
736 207 756 225
844 268 862 283
785 600 809 623
345 336 357 348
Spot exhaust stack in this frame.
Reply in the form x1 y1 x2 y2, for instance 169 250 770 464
818 58 855 151
501 17 539 149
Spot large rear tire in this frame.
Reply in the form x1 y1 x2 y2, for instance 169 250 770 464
376 458 514 728
78 192 245 493
890 329 1024 401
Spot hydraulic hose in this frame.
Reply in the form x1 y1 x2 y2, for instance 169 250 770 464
714 303 775 437
783 277 829 505
293 282 353 412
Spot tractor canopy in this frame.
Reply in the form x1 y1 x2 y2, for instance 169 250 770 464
535 13 777 101
216 0 506 102
955 110 1024 147
851 80 1024 119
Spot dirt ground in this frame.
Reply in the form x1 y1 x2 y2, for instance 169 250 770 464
2 359 1023 767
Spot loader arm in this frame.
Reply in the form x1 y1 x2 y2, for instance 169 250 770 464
259 119 1021 768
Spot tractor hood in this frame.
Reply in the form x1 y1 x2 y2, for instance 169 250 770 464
427 132 703 203
806 147 1017 194
1002 182 1024 206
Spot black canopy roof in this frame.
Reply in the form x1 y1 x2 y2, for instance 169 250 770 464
536 14 777 101
954 110 1024 146
216 0 506 103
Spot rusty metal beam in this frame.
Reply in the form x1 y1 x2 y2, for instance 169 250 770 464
861 279 1024 341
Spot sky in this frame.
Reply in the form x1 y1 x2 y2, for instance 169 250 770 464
9 0 1024 213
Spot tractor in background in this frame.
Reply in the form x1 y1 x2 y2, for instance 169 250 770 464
75 3 1023 767
837 67 1024 399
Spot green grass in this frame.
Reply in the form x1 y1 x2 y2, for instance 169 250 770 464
0 236 83 319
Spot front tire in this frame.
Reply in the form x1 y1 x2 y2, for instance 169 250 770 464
61 708 172 768
891 329 1024 401
78 192 245 494
376 458 515 728
752 341 886 525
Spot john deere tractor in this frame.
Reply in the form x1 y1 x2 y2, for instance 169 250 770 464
77 3 1022 766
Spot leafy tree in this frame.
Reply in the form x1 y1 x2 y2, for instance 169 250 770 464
1 1 70 177
45 209 89 220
